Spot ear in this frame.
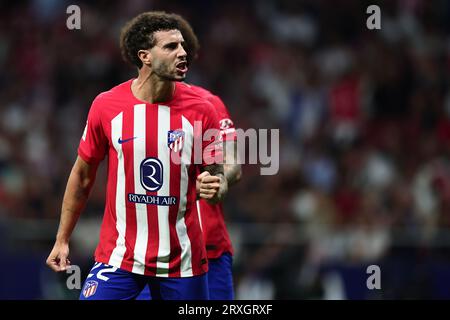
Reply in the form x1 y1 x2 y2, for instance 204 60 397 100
137 49 151 67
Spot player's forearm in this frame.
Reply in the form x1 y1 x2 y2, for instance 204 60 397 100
223 141 241 186
55 158 98 243
203 164 227 204
204 163 224 177
224 163 241 187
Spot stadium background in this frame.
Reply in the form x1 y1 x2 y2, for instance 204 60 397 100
2 0 450 299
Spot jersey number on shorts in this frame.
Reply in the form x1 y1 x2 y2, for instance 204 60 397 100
87 262 118 281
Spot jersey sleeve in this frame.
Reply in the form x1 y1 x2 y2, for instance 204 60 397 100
201 102 224 167
207 95 236 142
78 97 108 163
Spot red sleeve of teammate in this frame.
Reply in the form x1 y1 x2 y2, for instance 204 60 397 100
206 95 236 142
201 102 224 166
78 97 108 163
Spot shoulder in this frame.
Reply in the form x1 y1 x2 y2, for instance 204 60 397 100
90 79 133 113
94 80 133 104
175 82 215 113
187 83 213 98
185 83 226 110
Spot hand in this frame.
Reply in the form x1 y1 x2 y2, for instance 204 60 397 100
196 171 228 204
46 241 71 272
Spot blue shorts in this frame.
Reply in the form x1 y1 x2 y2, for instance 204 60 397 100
207 253 234 300
137 253 233 300
79 262 209 300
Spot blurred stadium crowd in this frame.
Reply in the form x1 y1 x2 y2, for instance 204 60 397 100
2 0 450 299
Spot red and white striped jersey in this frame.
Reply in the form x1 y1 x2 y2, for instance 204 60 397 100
78 79 222 277
188 84 236 259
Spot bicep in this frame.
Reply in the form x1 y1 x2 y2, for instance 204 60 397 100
201 105 224 166
72 156 100 186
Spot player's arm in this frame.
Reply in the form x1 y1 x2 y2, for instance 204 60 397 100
208 95 241 187
46 156 99 272
198 164 227 205
224 140 242 186
197 142 240 204
196 99 229 204
197 141 240 203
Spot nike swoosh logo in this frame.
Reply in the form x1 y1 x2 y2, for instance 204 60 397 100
118 137 137 144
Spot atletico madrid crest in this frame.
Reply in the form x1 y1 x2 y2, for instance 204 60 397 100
168 129 185 152
82 280 98 298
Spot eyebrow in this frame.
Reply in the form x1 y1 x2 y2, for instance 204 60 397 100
161 40 185 49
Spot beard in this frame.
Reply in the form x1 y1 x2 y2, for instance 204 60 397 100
153 61 185 82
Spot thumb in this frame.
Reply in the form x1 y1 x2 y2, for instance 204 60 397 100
59 254 68 271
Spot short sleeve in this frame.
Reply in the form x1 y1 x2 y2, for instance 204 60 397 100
78 97 108 163
207 95 236 142
201 103 224 166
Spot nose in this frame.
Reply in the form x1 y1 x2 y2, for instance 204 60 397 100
178 44 187 59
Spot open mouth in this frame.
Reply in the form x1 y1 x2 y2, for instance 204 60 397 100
176 61 188 74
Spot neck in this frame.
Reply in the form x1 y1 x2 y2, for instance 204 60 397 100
132 68 175 104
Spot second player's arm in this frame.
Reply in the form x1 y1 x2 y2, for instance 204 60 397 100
46 156 99 272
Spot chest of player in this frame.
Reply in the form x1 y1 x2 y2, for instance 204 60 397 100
105 103 198 161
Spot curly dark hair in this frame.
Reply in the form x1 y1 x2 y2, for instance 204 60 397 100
120 11 181 68
169 13 200 66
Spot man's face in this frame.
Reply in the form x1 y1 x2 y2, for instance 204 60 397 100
149 29 188 81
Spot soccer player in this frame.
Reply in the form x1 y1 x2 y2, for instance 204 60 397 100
137 13 242 300
46 12 227 300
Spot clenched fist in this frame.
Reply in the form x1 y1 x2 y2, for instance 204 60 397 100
196 171 228 204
